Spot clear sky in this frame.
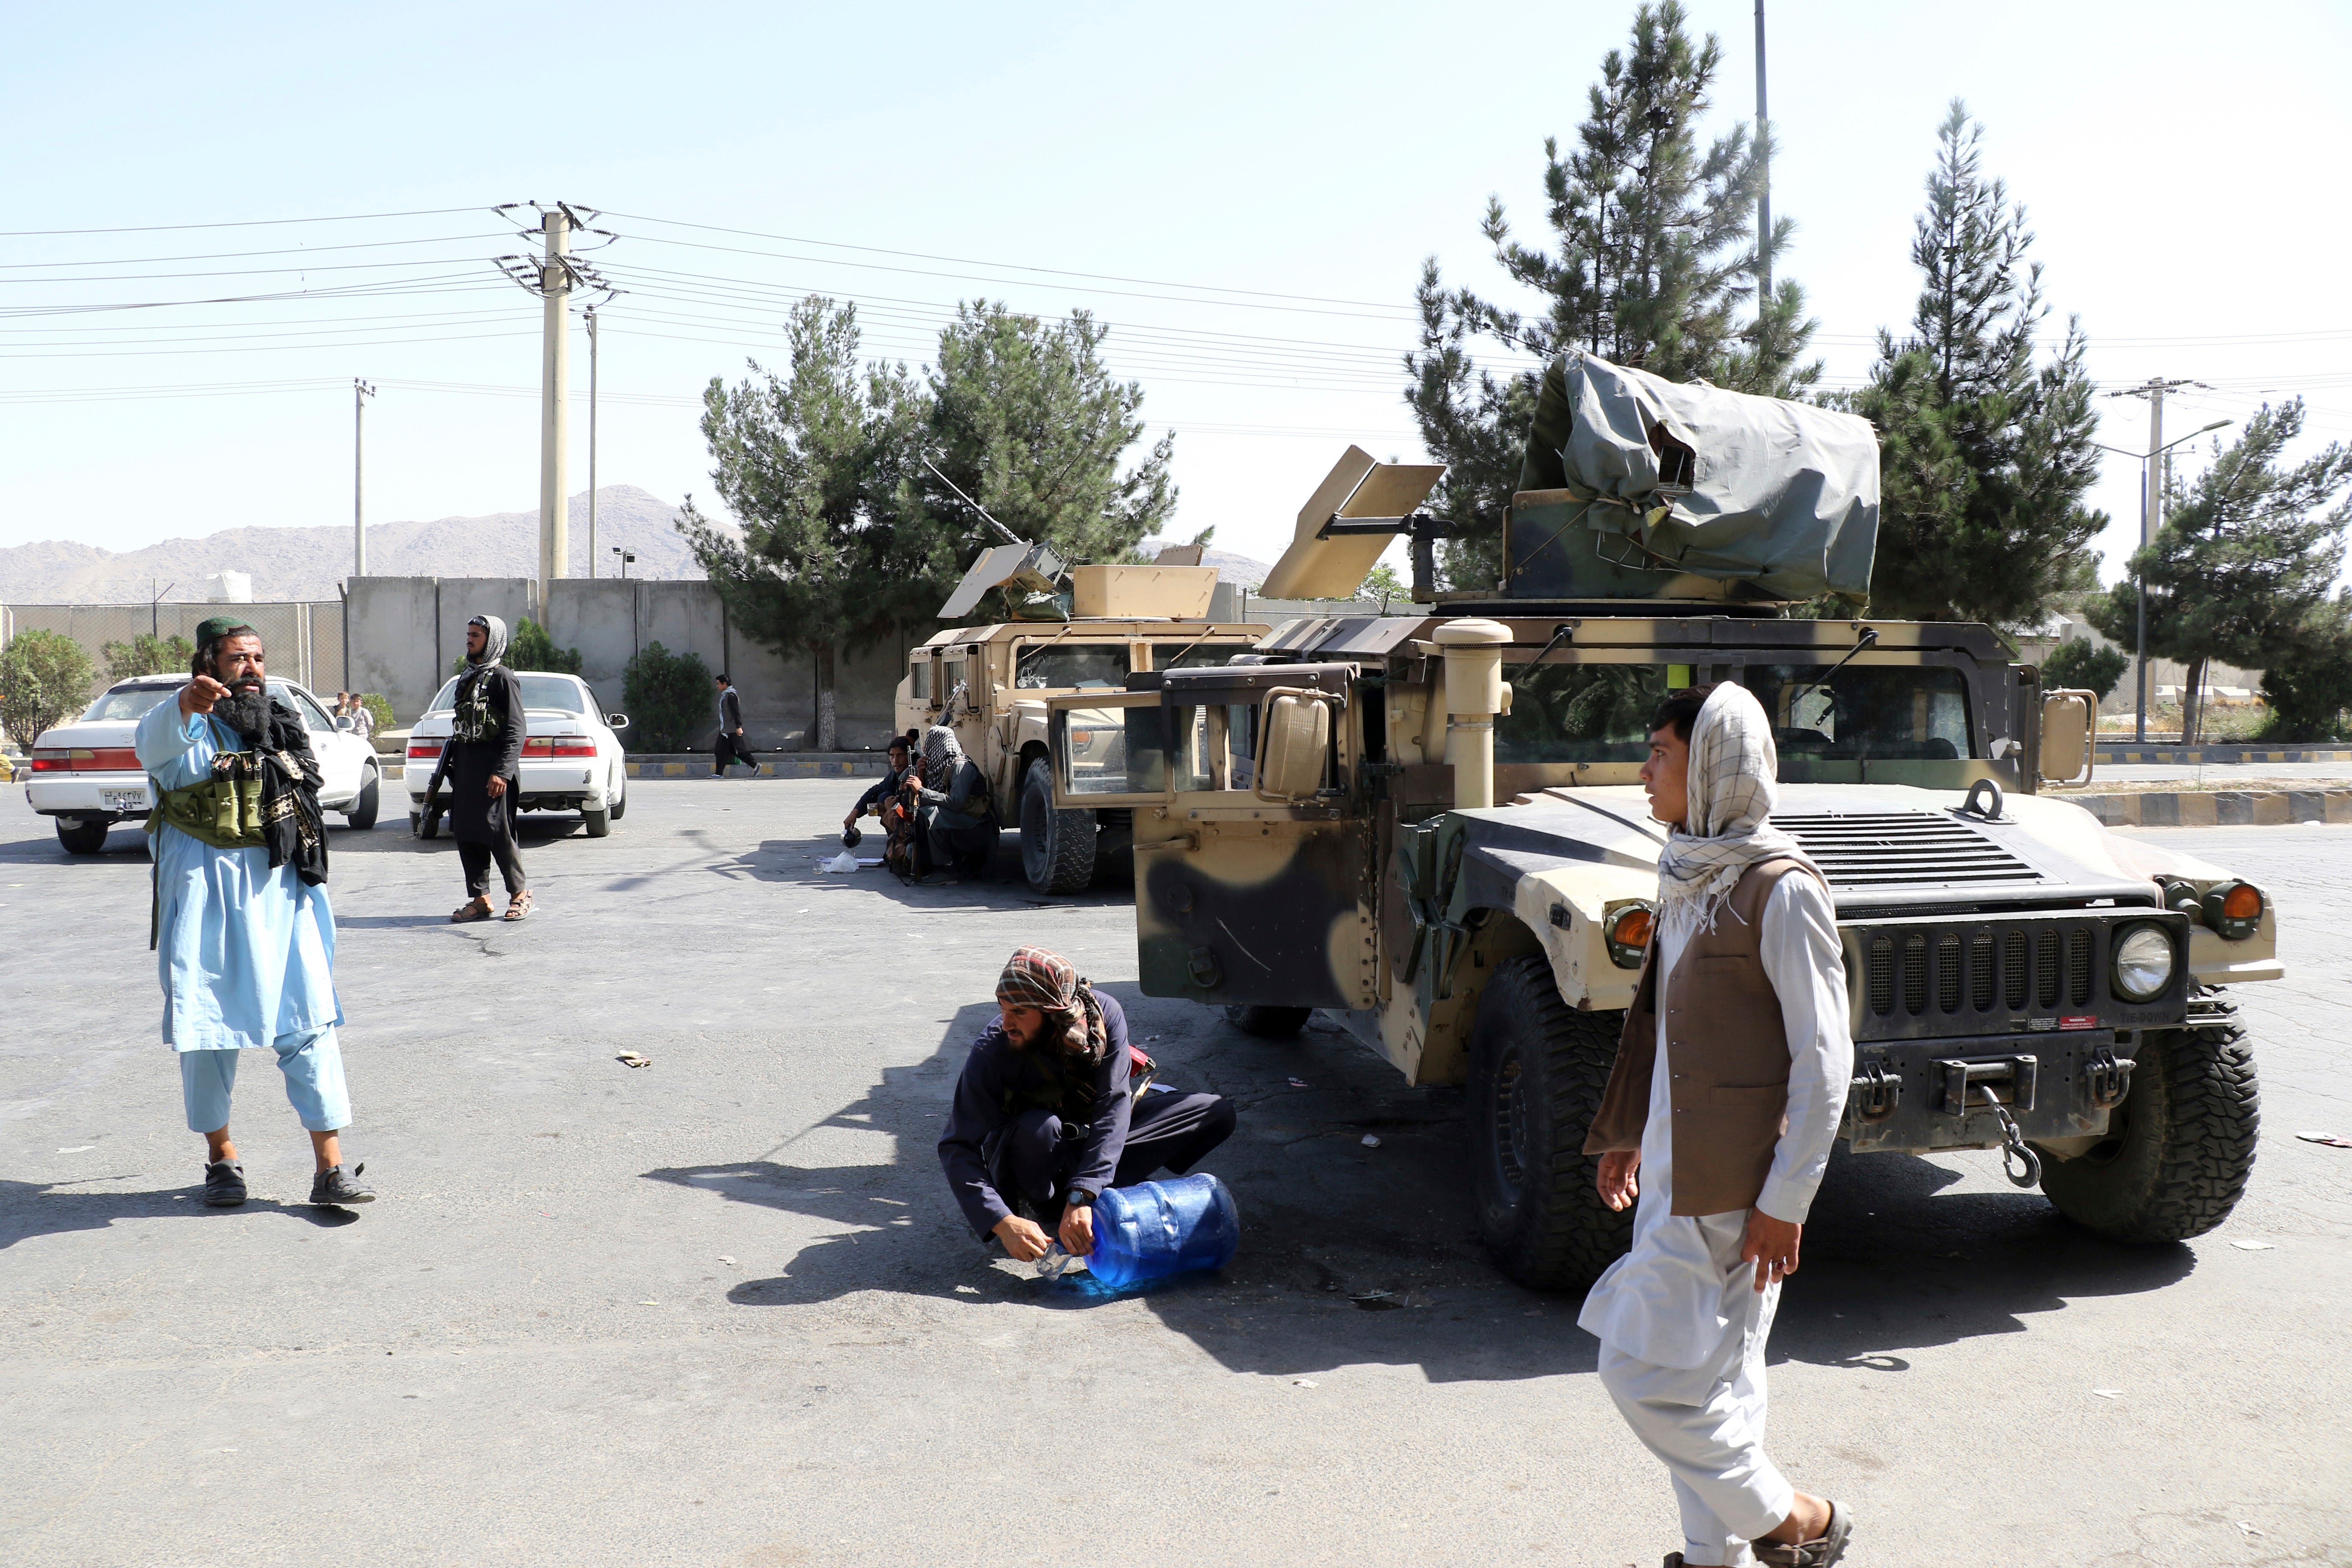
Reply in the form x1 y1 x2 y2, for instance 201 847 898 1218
3 0 2346 591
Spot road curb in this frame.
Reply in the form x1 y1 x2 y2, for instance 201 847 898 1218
2065 788 2352 826
2095 744 2352 764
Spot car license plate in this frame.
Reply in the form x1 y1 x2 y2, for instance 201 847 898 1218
102 788 147 812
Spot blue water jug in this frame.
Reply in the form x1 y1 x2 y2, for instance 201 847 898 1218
1085 1173 1241 1289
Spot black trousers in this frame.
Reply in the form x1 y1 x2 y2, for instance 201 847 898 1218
457 816 527 898
998 1091 1237 1213
714 732 759 772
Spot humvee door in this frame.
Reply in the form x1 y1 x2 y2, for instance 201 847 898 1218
1047 667 1377 1010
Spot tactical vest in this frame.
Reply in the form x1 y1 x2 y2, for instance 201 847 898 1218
145 767 270 849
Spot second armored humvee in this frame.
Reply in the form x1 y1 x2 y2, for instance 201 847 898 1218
1044 353 2276 1291
894 551 1265 894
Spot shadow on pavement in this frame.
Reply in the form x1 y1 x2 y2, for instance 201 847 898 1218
644 989 2211 1382
718 832 1132 913
0 1177 361 1248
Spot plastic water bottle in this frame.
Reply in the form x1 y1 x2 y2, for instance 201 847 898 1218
1083 1173 1241 1290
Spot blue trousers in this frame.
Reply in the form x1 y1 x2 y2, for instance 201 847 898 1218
179 1026 351 1135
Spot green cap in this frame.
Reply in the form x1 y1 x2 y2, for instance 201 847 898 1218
195 616 254 647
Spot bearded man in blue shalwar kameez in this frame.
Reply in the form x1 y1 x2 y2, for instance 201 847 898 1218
136 617 375 1209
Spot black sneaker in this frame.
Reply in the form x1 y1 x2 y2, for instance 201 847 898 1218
203 1159 247 1207
310 1162 376 1206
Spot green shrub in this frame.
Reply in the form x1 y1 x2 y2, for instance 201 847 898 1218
101 631 196 683
621 640 713 752
2042 639 2128 701
451 617 582 675
0 629 98 749
359 693 395 734
511 617 583 674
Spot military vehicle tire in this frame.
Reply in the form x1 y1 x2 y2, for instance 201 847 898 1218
2038 994 2257 1243
1021 759 1096 895
1224 1005 1311 1038
1467 955 1635 1292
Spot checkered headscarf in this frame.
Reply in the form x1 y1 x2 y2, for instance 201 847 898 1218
995 945 1108 1062
1654 683 1822 938
921 723 963 781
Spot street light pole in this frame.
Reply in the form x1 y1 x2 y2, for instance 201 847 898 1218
353 378 375 579
2095 409 2228 742
586 305 600 581
1754 0 1771 300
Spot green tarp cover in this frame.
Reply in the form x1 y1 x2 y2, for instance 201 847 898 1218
1516 352 1880 603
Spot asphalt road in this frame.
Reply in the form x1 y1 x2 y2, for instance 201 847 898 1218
2 785 2346 1567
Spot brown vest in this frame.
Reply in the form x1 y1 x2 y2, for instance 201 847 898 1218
1583 858 1817 1216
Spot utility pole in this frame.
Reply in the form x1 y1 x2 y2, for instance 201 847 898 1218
539 208 572 612
493 203 617 608
2105 377 2212 741
353 378 376 579
586 304 600 580
1754 0 1771 299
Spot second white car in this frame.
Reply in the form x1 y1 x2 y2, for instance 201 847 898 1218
403 672 631 839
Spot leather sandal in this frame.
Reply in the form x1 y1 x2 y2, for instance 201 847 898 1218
503 890 534 922
451 897 494 923
1754 1501 1853 1567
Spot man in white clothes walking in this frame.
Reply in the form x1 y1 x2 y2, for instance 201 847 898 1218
1579 681 1854 1568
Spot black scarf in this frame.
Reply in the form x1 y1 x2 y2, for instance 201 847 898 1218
212 697 330 886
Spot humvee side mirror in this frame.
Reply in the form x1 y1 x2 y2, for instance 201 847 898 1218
1255 691 1332 803
2038 689 2094 788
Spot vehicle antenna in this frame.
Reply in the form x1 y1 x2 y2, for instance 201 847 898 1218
922 458 1024 548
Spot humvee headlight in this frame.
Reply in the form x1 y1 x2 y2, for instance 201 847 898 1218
2111 924 2176 1001
1605 903 1656 969
2202 880 2264 941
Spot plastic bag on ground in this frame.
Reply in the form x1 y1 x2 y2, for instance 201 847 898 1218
821 851 859 873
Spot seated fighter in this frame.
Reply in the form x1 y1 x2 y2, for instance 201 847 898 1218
939 946 1237 1263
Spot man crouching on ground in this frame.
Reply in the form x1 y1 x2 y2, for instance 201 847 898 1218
1578 682 1852 1567
939 946 1236 1262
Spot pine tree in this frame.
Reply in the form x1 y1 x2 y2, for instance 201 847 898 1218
1405 0 1819 587
1851 102 2104 626
2088 401 2352 742
908 300 1176 612
680 297 930 750
682 297 1178 747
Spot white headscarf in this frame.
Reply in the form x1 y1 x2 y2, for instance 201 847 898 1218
466 614 509 668
1654 683 1822 938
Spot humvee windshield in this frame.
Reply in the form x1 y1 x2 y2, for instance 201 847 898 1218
1016 643 1129 691
1498 661 1977 764
1745 663 1973 760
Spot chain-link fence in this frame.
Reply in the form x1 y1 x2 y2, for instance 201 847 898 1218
0 600 349 698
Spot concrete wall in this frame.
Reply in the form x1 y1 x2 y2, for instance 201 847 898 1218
187 576 1379 752
347 576 537 723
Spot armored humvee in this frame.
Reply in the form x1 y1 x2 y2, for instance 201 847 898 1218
1042 354 2275 1291
893 543 1265 894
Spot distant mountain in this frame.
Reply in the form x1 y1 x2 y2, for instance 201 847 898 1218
1136 540 1273 588
0 486 714 605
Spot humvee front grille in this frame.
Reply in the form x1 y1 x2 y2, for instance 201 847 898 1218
1851 913 2153 1041
1779 812 2043 889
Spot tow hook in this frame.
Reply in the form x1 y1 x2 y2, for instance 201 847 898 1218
2085 1047 2134 1111
1850 1061 1902 1124
1974 1084 2044 1188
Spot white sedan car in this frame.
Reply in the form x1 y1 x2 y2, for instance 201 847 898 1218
25 674 384 854
403 671 631 839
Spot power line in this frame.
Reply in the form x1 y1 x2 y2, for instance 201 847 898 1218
0 206 494 238
0 231 519 270
603 209 1417 314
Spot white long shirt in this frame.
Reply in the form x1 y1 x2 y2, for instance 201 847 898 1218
1577 871 1853 1369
